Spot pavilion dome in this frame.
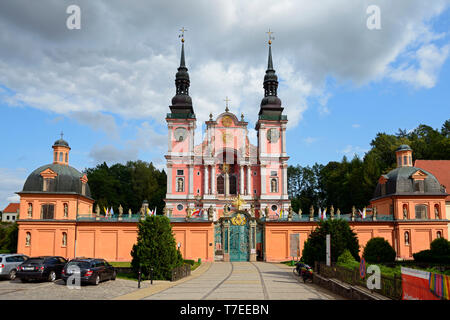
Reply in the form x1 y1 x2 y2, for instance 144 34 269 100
21 163 91 198
372 166 445 199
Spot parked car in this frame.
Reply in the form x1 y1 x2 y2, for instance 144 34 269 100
17 256 67 282
0 254 29 280
62 258 116 285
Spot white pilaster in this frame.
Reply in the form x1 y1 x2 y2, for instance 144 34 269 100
281 128 286 155
204 165 209 195
282 165 288 195
211 165 216 195
240 165 244 195
260 166 266 195
247 165 251 195
167 165 172 194
188 165 194 195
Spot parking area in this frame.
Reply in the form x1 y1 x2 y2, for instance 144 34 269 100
0 277 149 300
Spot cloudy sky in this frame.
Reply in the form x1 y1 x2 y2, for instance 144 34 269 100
1 0 450 210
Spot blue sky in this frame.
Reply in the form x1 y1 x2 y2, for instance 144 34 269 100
1 1 450 210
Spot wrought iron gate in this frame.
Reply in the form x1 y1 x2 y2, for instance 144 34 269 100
229 213 249 261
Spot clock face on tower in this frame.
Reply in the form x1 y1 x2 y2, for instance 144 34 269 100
266 128 280 143
174 127 187 142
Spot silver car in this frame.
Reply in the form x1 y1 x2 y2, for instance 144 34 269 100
0 254 29 280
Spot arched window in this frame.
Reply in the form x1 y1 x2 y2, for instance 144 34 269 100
217 175 224 194
271 178 278 193
176 178 184 192
398 157 402 166
403 155 407 166
59 152 63 162
437 231 442 239
62 232 67 247
25 232 31 246
229 175 237 194
65 153 68 163
54 152 57 162
415 204 428 219
405 232 410 246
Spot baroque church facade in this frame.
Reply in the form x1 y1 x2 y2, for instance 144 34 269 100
15 36 449 263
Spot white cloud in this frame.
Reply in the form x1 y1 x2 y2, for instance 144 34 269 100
352 124 361 128
303 137 318 145
0 0 448 131
389 44 450 88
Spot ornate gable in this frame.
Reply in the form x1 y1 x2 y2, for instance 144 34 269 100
40 168 57 179
411 170 428 181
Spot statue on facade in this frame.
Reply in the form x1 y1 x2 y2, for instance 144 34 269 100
351 206 356 221
309 205 314 220
223 204 231 217
128 209 132 218
62 233 67 247
264 206 269 218
434 206 439 219
26 233 31 246
288 206 293 221
118 204 123 217
403 206 408 220
163 206 168 217
208 205 214 221
250 204 255 218
186 205 192 219
373 206 377 221
95 204 100 218
63 204 68 217
298 208 302 219
337 208 341 219
140 206 145 218
330 205 335 219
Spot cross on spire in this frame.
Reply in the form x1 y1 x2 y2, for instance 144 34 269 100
266 28 275 45
224 96 231 112
60 131 64 140
179 27 187 43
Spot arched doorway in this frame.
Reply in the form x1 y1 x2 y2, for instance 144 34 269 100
229 212 249 261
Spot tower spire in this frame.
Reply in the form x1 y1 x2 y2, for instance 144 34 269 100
259 29 283 117
170 27 194 117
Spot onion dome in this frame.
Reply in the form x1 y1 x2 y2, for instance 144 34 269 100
259 41 283 117
169 40 194 117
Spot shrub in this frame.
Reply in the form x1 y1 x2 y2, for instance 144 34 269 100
337 249 356 264
131 215 183 280
363 237 396 263
430 238 450 256
413 238 450 263
302 219 360 266
183 259 195 266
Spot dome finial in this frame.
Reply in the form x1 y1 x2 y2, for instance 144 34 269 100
224 96 231 112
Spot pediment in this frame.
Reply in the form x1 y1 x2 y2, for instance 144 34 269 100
40 168 57 179
378 175 388 184
80 174 88 183
411 170 428 180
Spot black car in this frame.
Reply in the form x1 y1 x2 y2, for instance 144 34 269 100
61 258 116 285
17 256 67 282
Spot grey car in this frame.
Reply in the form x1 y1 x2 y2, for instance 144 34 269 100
0 254 29 280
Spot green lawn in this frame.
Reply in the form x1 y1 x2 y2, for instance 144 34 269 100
110 261 131 268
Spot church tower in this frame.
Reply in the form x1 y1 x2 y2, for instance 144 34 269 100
165 30 197 215
255 33 290 215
